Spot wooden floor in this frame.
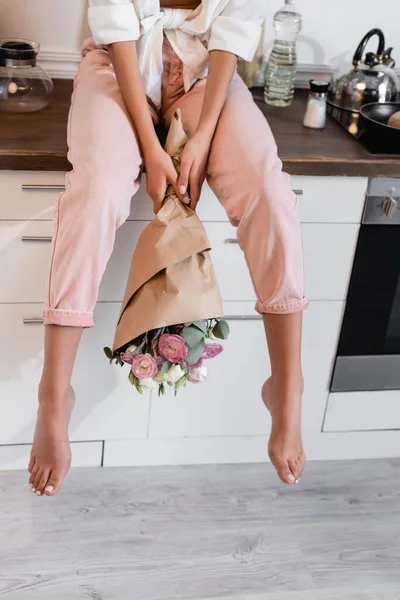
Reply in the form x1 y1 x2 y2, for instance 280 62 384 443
1 459 400 600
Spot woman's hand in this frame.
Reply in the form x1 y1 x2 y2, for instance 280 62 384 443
144 145 180 214
178 132 212 211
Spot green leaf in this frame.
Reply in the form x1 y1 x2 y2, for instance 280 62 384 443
181 326 204 348
131 373 143 395
104 346 114 360
186 339 205 365
158 383 166 396
175 375 187 391
191 320 207 333
128 370 135 385
212 319 230 340
161 361 172 376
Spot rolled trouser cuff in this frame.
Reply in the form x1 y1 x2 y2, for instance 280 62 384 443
43 308 95 327
255 297 309 315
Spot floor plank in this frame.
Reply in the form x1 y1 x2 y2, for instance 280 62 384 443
1 459 400 600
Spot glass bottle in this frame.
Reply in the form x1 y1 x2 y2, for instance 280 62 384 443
264 0 302 107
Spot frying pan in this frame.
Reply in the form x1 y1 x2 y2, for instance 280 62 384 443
360 102 400 153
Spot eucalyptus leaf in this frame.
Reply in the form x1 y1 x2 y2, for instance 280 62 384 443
181 326 204 348
186 339 205 365
213 319 230 340
161 361 172 376
191 320 207 333
104 346 114 360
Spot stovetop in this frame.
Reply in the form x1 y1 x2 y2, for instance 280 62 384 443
327 103 400 156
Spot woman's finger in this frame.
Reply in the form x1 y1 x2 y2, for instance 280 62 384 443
178 159 192 204
189 170 204 211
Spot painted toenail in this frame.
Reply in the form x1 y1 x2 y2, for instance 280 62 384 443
36 490 42 496
45 485 54 493
287 473 295 482
295 479 300 484
31 488 36 492
29 484 33 489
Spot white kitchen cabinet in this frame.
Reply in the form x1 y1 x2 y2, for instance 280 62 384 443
0 303 150 445
302 223 360 301
0 442 103 471
1 219 359 305
324 390 400 432
292 176 367 223
0 171 65 220
0 219 148 303
147 301 344 439
0 171 367 225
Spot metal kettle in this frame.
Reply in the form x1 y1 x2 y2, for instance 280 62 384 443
328 28 399 113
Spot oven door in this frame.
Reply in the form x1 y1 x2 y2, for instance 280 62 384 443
331 222 400 392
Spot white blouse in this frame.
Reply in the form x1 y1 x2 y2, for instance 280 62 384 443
88 0 267 107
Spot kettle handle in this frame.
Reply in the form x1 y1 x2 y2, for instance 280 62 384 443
353 28 385 67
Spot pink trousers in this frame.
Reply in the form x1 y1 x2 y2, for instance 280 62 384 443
43 37 308 328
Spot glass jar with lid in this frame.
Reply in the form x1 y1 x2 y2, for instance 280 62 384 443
0 39 53 113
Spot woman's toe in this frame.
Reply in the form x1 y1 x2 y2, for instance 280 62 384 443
44 474 61 496
288 459 300 482
36 470 51 496
29 465 39 488
28 456 35 474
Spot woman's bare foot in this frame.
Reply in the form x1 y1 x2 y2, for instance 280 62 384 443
262 376 305 485
28 385 75 497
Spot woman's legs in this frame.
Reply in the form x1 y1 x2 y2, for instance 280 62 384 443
30 48 145 496
165 75 307 484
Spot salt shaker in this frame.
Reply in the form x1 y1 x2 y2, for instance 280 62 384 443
303 79 330 129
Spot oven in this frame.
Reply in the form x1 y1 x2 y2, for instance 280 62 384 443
331 177 400 392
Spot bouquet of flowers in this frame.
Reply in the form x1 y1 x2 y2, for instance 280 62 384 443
104 111 228 395
104 318 229 395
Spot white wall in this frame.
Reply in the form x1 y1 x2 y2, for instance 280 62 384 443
0 0 398 79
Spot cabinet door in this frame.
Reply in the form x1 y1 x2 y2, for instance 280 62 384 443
148 318 270 439
0 303 149 444
148 301 344 439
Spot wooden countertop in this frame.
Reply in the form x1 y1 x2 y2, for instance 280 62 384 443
0 79 399 176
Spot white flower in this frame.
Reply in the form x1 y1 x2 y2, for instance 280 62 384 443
164 364 185 385
187 364 207 383
138 377 157 390
126 344 138 354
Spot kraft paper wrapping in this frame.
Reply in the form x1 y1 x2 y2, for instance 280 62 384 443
112 111 223 352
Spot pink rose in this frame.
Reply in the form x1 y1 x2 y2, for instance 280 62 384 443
202 343 223 360
187 365 208 383
131 354 158 379
158 334 188 362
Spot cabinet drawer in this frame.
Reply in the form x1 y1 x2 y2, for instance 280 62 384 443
292 176 367 223
0 220 149 303
0 442 103 471
1 220 359 304
205 222 359 302
0 171 66 220
323 390 400 432
0 303 150 445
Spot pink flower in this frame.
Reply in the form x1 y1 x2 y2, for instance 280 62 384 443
187 365 208 383
158 334 188 362
131 354 158 379
120 352 133 364
184 357 204 369
202 343 223 360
